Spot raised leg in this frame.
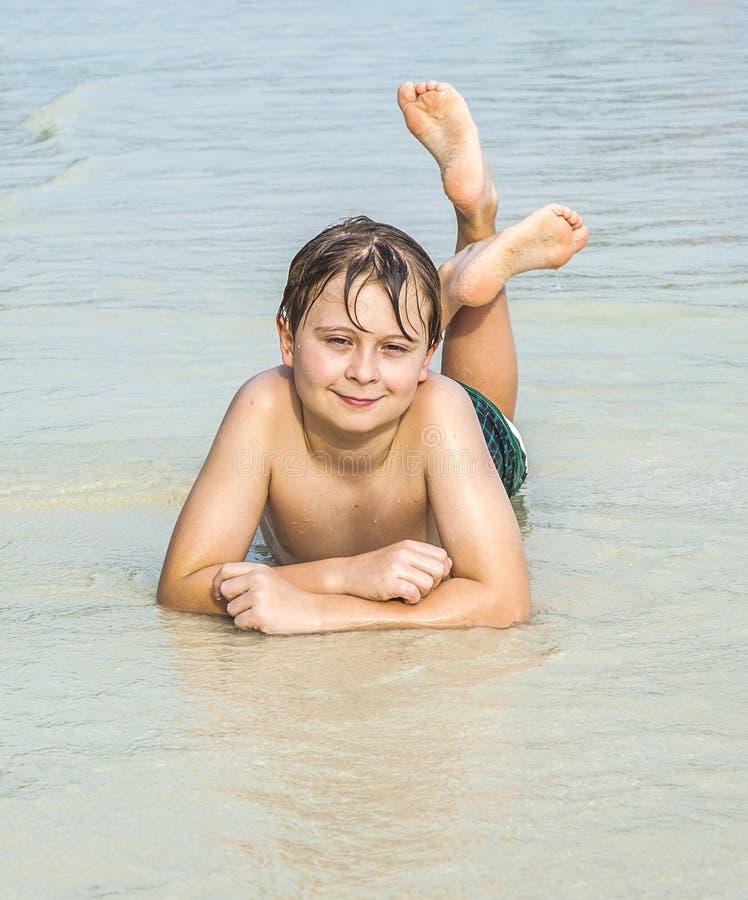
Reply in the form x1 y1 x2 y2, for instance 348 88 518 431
398 81 589 421
398 81 516 418
397 80 497 253
438 206 589 419
440 287 518 419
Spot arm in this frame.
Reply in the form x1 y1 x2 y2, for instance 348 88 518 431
221 556 525 634
418 382 531 628
223 382 529 633
156 376 274 616
272 540 451 603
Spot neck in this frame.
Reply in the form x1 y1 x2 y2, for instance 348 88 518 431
300 409 401 475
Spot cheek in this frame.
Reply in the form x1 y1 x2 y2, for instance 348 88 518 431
294 345 341 385
385 357 428 393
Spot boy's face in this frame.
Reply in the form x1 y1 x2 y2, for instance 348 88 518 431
278 274 436 437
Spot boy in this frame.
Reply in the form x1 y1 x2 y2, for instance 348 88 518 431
157 81 588 634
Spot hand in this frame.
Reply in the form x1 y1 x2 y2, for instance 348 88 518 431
343 540 452 604
214 562 322 635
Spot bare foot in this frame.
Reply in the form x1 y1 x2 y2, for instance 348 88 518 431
397 80 497 240
440 204 590 313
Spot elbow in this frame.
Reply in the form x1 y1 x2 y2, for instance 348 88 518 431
482 587 531 629
502 585 531 627
156 582 173 610
512 585 532 625
156 571 180 610
501 602 531 629
156 568 227 617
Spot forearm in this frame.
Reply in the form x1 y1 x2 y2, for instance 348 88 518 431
314 576 530 633
157 565 229 616
157 557 343 616
272 541 451 603
272 557 348 594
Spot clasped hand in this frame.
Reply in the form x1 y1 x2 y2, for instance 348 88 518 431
212 563 317 634
213 540 452 634
340 540 452 604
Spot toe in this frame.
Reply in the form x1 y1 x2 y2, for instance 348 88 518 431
397 82 416 108
574 224 590 252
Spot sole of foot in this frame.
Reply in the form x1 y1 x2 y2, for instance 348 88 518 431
398 80 498 228
443 204 590 308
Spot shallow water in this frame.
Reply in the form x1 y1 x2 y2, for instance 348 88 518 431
2 0 747 896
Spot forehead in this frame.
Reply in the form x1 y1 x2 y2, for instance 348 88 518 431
305 273 428 340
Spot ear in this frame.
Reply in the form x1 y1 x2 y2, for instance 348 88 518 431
417 343 438 383
277 316 295 367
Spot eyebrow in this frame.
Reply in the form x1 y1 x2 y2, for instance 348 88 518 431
312 324 417 342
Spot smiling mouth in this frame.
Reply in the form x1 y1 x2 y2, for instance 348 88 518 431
334 392 382 407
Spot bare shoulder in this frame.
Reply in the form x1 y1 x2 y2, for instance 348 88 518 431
405 372 477 431
224 366 297 432
232 366 294 412
413 372 474 410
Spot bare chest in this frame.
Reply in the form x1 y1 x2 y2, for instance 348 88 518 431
263 464 431 563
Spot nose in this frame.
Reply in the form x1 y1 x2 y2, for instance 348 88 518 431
346 345 380 384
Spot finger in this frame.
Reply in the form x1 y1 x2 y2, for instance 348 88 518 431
408 554 451 585
212 562 255 601
396 580 423 605
219 571 260 602
389 563 435 597
212 570 225 602
403 543 451 576
402 540 449 561
233 607 258 630
226 591 255 617
402 568 436 597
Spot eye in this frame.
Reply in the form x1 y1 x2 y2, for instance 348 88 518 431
326 336 350 347
383 343 409 354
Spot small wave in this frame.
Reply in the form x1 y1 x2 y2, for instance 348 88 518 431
0 482 188 512
23 82 104 141
45 156 97 187
0 156 99 206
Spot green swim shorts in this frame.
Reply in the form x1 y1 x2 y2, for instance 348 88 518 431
459 382 528 497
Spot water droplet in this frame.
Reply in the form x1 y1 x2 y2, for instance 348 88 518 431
555 269 562 291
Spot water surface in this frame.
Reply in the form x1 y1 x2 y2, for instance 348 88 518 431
1 0 747 895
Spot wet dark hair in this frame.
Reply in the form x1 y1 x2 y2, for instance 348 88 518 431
277 216 442 348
